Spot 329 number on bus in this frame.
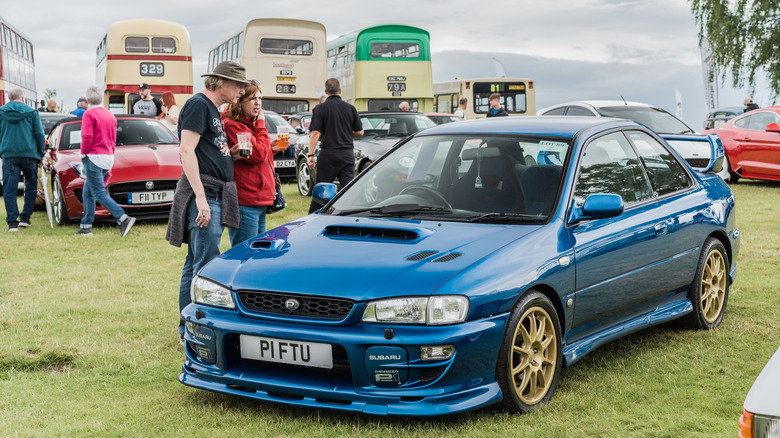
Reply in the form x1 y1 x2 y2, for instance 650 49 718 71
387 82 406 92
140 62 164 77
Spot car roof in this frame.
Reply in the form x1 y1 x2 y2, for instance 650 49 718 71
538 100 657 114
425 113 459 117
359 111 425 116
418 115 635 138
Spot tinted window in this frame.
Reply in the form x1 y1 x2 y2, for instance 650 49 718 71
542 107 565 115
574 132 653 207
566 106 594 116
627 131 691 196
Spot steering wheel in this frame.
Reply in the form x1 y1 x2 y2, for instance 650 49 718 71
398 186 452 209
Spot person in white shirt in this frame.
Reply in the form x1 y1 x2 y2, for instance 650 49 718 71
453 97 467 119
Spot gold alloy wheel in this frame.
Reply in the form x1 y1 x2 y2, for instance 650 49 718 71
510 306 558 405
700 249 727 324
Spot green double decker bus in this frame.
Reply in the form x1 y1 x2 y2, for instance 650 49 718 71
327 25 433 112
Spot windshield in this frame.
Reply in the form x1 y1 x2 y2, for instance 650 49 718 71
326 134 570 222
58 118 179 150
597 106 694 134
359 114 435 138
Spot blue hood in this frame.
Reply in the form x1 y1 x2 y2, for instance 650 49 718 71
199 215 540 302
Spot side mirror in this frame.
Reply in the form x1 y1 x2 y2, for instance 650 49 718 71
312 183 338 206
295 127 306 135
45 139 53 151
765 122 780 133
568 194 624 224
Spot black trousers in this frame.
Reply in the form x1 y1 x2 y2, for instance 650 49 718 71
308 148 355 213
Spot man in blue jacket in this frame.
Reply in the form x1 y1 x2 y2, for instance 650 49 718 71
0 88 45 232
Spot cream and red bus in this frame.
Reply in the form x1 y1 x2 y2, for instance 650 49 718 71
207 18 327 116
96 19 193 114
434 78 536 119
0 16 37 106
328 25 433 112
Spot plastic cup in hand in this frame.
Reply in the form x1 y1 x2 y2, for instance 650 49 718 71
237 132 252 157
277 126 290 149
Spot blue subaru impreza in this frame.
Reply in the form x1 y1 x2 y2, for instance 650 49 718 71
179 116 739 416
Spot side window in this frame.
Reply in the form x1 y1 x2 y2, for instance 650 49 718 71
573 132 653 207
734 115 749 129
543 107 565 115
565 106 594 116
748 112 780 130
627 131 691 196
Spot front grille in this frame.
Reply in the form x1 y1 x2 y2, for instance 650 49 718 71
107 179 178 206
420 366 446 382
237 291 354 319
685 158 709 168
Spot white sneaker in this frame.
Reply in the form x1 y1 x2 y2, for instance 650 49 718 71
19 221 31 228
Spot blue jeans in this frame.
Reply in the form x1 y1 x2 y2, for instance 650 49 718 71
80 158 126 226
228 204 268 247
2 157 38 226
178 196 224 336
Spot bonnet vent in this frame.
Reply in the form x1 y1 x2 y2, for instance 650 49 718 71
405 251 439 261
324 225 420 241
432 253 463 263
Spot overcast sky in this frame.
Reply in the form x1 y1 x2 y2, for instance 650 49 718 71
2 0 770 129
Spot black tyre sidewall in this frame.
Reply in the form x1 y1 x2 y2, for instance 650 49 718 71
686 238 729 329
495 290 562 413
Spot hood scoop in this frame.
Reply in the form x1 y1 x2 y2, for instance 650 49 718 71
431 252 463 262
323 225 431 243
405 251 439 261
250 239 285 250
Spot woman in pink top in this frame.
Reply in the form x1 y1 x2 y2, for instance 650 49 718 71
76 85 135 237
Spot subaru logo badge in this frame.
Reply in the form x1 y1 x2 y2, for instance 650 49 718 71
145 181 155 190
285 298 300 311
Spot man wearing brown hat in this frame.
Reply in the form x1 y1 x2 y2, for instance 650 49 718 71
744 97 759 113
166 61 249 342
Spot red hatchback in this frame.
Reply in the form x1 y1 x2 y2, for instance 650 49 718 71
706 106 780 183
40 115 182 225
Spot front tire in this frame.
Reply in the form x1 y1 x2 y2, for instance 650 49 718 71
495 291 562 413
681 238 729 329
297 159 311 197
52 174 69 226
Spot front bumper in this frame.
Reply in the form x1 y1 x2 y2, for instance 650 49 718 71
179 304 509 416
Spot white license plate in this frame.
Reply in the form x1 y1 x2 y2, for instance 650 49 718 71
275 159 295 168
128 190 174 204
240 334 333 369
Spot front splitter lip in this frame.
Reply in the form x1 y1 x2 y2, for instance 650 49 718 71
179 366 502 416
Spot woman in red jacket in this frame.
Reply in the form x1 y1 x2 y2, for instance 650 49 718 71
221 82 283 247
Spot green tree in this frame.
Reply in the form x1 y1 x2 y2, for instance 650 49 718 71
44 88 57 101
690 0 780 97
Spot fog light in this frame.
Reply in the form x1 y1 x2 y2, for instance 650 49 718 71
185 322 217 365
420 345 455 361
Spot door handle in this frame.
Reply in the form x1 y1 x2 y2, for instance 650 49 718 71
736 137 751 141
654 222 668 235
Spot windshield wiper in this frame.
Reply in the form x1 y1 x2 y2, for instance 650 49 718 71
338 203 451 217
465 212 541 222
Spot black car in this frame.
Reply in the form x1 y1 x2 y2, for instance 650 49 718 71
294 111 436 196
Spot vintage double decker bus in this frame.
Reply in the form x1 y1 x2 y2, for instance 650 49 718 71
96 19 193 114
207 19 327 116
328 25 433 112
0 16 37 106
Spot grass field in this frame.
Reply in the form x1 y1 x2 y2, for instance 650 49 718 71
1 181 779 437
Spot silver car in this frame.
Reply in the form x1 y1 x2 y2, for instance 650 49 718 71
740 347 780 438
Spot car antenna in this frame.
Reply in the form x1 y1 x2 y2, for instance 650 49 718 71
620 95 628 105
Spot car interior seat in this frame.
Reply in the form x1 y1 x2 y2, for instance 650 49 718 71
520 165 562 216
451 147 522 213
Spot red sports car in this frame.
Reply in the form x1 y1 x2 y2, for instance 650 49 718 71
706 106 780 183
40 115 182 225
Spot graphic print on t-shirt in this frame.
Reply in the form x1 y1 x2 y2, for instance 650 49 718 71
214 117 229 156
134 99 158 115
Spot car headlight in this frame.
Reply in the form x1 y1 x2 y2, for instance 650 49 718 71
190 276 235 309
362 296 468 325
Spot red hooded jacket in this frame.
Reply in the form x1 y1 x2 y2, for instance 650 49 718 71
220 113 275 207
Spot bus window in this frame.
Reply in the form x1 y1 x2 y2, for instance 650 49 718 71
370 42 420 58
125 37 149 53
260 38 313 56
108 96 125 114
151 37 176 54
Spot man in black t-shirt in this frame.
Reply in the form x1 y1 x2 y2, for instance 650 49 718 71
306 78 363 213
169 61 250 341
